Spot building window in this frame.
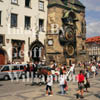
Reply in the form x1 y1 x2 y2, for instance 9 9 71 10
11 13 17 27
25 16 31 29
0 34 5 45
25 0 31 7
39 1 44 11
0 11 1 25
0 35 3 44
39 19 44 32
0 0 3 2
11 0 18 4
12 40 25 62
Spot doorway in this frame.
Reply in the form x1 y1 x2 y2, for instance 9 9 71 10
0 48 7 65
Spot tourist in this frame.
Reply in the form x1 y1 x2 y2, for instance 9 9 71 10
69 64 75 81
76 70 85 99
59 71 66 95
84 77 90 92
91 63 96 78
45 71 53 96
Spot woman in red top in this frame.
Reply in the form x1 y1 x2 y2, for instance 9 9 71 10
76 70 85 99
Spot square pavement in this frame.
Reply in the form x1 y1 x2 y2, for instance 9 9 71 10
0 75 100 100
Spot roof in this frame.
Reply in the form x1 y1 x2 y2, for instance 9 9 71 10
48 0 66 7
86 36 100 44
73 0 85 7
48 0 85 8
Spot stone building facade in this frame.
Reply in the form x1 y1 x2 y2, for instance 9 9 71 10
0 0 48 65
46 0 87 65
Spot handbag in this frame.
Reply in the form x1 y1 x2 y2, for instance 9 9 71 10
87 82 90 88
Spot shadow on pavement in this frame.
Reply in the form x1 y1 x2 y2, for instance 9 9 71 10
0 84 3 86
94 94 100 98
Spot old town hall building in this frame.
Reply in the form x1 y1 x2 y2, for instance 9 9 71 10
46 0 87 65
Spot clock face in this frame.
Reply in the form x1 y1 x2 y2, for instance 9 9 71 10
48 40 53 46
65 28 74 41
67 45 74 56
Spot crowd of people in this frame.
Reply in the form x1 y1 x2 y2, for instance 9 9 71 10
43 60 100 99
6 60 100 99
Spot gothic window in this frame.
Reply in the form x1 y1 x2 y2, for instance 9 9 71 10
68 12 76 24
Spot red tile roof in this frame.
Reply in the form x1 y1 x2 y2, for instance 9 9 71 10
86 36 100 44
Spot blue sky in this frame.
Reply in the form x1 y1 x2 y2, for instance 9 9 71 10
80 0 100 38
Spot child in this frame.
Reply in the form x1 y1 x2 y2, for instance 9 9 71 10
45 71 53 96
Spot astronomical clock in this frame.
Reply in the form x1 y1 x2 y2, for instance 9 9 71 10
59 11 77 58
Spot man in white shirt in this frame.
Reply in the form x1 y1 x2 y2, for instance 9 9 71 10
91 64 96 78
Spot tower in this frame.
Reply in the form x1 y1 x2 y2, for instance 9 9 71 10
46 0 87 65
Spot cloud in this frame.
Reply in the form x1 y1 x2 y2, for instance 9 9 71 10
81 0 100 12
80 0 100 37
86 21 100 37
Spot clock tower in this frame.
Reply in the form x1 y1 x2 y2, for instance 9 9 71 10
45 0 87 65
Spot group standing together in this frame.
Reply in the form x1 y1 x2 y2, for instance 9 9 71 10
44 60 100 99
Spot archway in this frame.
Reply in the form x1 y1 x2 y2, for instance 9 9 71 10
0 48 8 65
30 40 44 62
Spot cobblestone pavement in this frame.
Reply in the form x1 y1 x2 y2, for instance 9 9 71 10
0 73 100 100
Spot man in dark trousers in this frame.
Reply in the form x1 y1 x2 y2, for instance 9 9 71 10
76 70 85 99
31 61 38 85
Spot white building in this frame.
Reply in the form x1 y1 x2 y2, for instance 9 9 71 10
0 0 48 65
86 36 100 62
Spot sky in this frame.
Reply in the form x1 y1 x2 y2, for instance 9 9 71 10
80 0 100 38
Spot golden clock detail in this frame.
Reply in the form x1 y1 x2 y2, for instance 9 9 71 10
67 45 74 56
65 27 74 41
